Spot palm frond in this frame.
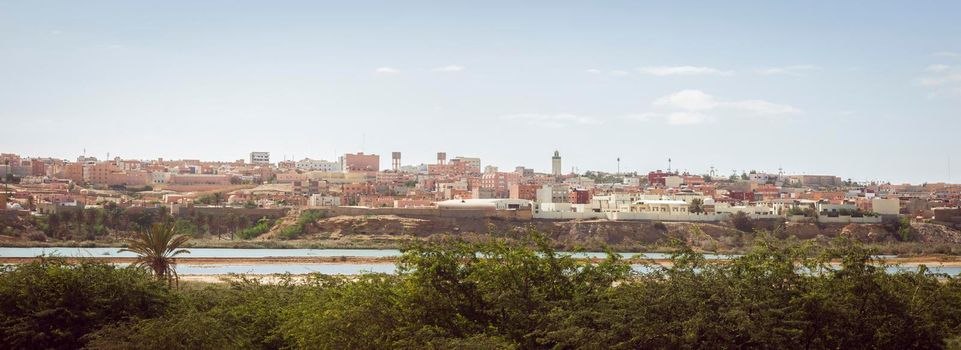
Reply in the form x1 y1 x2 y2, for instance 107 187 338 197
121 222 191 286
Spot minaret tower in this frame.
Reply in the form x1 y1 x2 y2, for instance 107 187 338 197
552 150 562 177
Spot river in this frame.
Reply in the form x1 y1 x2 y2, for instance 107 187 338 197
1 247 952 276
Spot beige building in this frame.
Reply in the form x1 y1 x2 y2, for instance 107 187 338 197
630 199 690 214
871 197 900 215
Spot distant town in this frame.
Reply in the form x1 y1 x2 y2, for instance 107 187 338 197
2 150 959 230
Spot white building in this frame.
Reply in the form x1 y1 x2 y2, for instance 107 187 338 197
714 202 777 216
631 199 690 214
622 177 641 187
564 177 596 189
749 173 780 184
308 194 341 207
400 164 429 174
591 193 656 212
437 198 532 210
250 152 270 165
536 184 569 203
296 158 342 172
817 202 859 214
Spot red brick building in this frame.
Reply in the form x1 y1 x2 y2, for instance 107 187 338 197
509 183 541 201
344 152 380 172
481 172 520 198
569 188 592 204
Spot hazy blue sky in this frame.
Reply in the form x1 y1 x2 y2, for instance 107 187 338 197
2 1 959 183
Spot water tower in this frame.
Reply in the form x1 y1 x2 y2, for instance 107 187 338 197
392 152 401 171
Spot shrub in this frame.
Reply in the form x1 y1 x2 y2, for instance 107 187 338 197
276 210 326 240
652 221 667 231
172 218 199 237
5 233 961 349
729 211 755 232
898 217 912 242
237 218 273 240
85 277 300 349
25 231 47 242
0 258 170 349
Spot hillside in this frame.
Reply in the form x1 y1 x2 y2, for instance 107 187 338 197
4 209 961 253
285 214 961 253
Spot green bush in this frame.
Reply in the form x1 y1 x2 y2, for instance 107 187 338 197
85 277 301 350
898 217 913 241
171 218 198 237
237 218 273 240
0 258 170 349
276 210 326 240
4 234 961 349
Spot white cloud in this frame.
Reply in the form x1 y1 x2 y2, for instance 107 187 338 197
501 113 601 128
666 112 707 125
917 64 961 98
933 51 961 58
632 89 801 126
585 68 602 74
653 90 718 111
638 66 734 76
374 67 400 74
622 113 657 122
624 111 713 125
925 64 952 73
916 65 961 86
918 74 961 86
432 65 465 72
756 64 821 76
653 89 799 116
724 99 801 115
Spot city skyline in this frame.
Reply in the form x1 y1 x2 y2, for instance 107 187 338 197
2 148 950 186
2 1 960 184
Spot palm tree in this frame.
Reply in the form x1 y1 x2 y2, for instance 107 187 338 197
689 198 705 214
121 222 190 286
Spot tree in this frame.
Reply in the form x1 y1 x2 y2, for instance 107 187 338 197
44 213 61 237
729 211 754 232
898 217 912 241
213 192 225 206
689 198 704 214
0 258 170 349
120 222 191 286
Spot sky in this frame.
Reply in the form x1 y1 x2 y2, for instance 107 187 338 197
1 1 959 184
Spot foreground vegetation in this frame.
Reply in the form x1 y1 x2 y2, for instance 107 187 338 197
3 234 961 349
